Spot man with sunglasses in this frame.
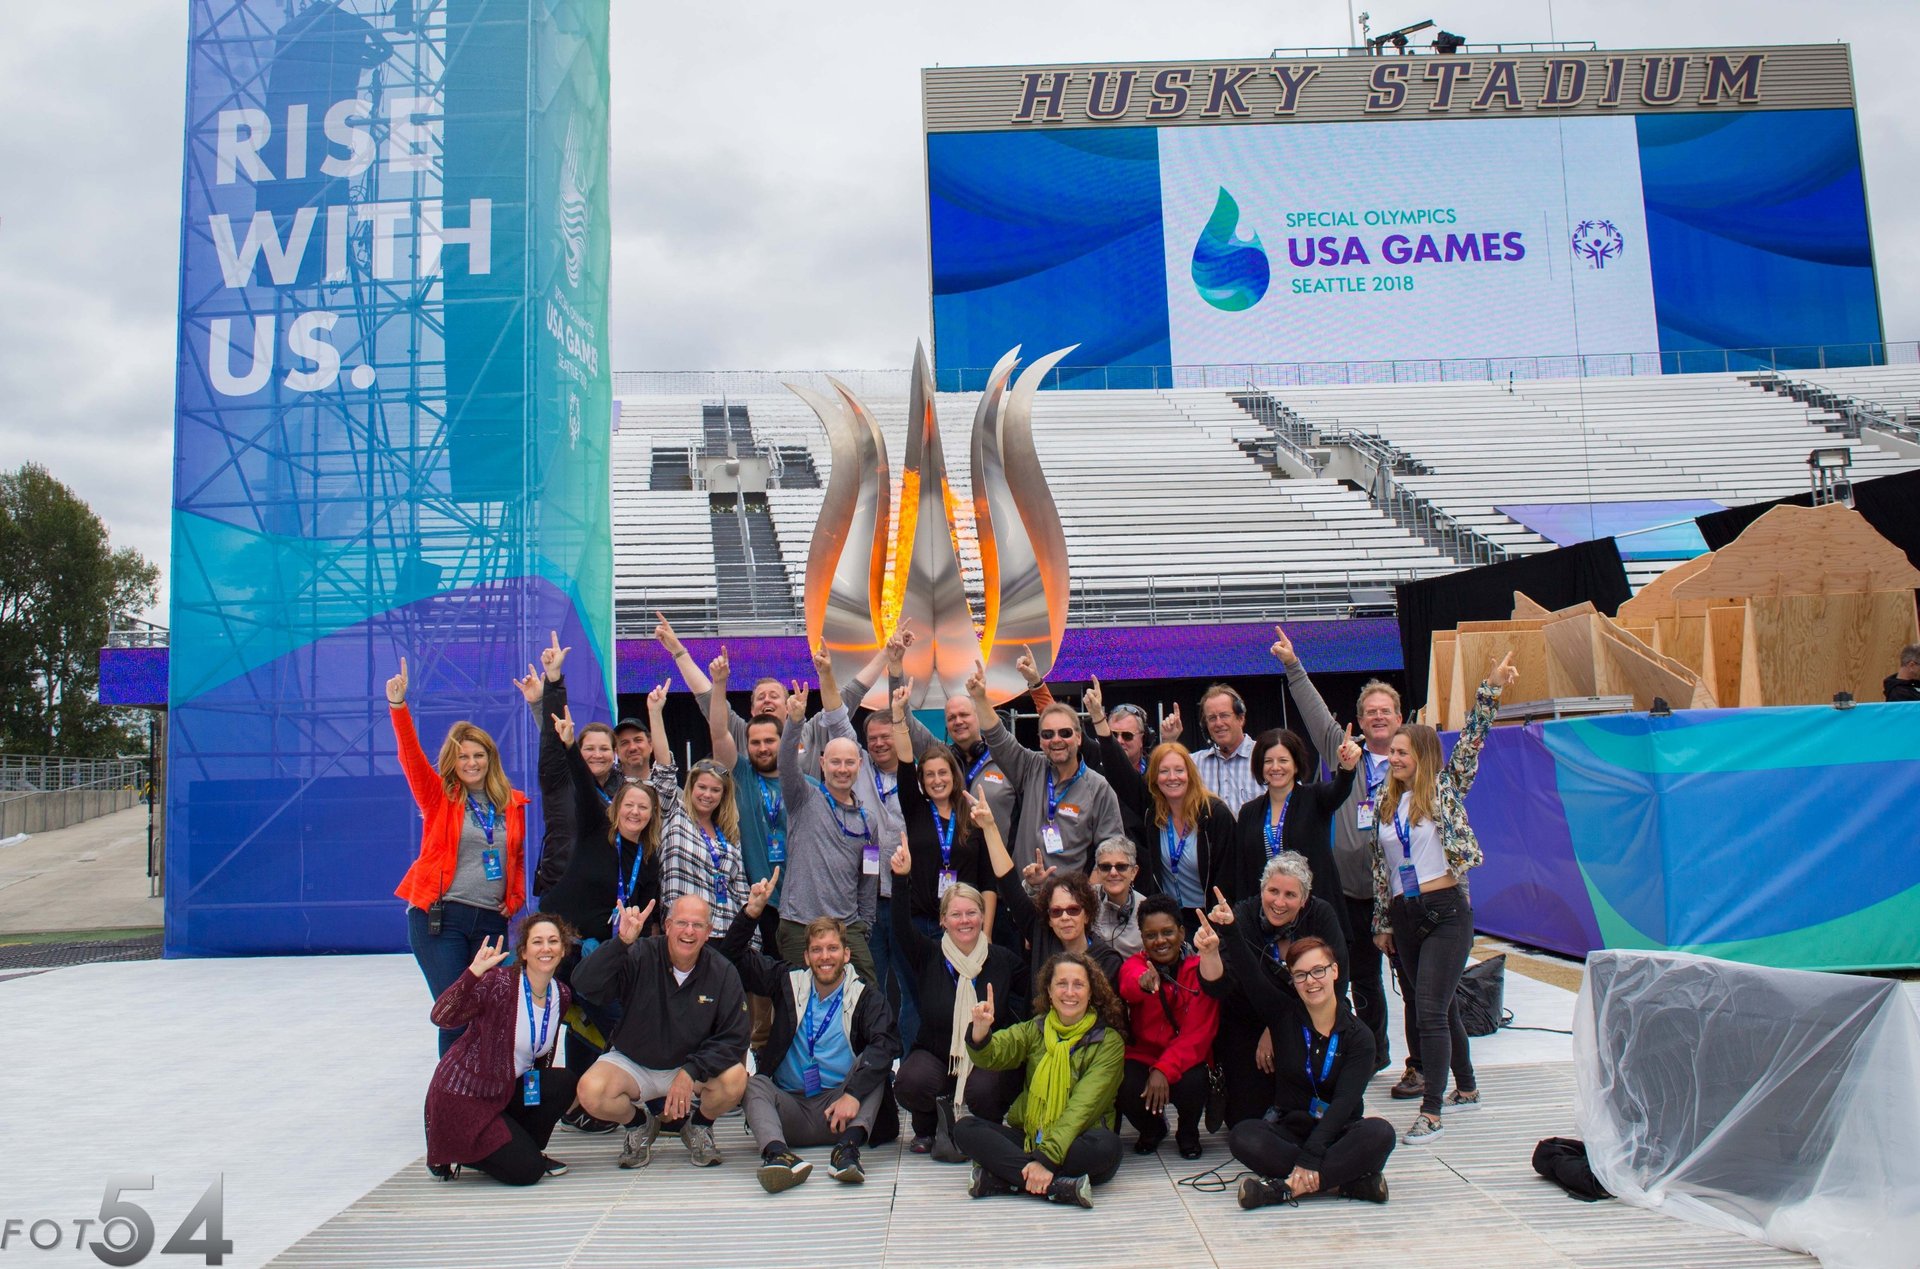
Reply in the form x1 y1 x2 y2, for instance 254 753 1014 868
965 661 1122 877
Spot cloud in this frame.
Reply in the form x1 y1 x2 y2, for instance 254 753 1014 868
0 0 1914 622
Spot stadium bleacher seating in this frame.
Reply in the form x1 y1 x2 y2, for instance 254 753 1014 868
611 372 1920 636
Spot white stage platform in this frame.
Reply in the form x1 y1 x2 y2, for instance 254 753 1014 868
0 952 1862 1268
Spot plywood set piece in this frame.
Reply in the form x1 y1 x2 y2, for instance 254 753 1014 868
1456 628 1552 714
1457 618 1547 634
1594 619 1717 711
1512 592 1551 620
1672 504 1920 600
1617 553 1714 624
1702 605 1746 708
1427 631 1458 732
1617 620 1658 647
1652 614 1706 677
1547 600 1598 621
1543 611 1600 698
1739 590 1920 706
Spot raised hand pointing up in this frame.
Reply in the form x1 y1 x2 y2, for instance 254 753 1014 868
969 982 996 1042
386 657 409 706
1336 723 1362 771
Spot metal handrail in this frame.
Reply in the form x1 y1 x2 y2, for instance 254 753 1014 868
611 340 1920 397
0 754 148 796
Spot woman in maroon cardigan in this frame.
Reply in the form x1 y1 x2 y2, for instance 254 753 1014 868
425 911 584 1184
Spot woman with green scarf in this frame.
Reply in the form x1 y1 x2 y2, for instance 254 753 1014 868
952 950 1127 1208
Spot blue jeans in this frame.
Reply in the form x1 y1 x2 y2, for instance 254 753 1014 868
408 901 509 1056
872 896 920 1053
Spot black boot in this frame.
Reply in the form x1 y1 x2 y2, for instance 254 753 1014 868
968 1163 1014 1198
1237 1175 1295 1210
1045 1174 1094 1208
931 1095 966 1164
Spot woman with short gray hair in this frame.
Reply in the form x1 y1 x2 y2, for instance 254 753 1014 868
1089 837 1147 958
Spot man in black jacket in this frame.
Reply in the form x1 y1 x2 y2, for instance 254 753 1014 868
720 870 902 1193
1886 644 1920 702
573 896 751 1169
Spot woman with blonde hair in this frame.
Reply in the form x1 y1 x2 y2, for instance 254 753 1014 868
1135 742 1240 934
1372 653 1516 1143
660 757 752 940
388 658 530 1055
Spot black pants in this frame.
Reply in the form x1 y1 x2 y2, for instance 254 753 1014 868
1228 1112 1395 1189
952 1116 1123 1188
468 1067 581 1186
1389 890 1476 1114
1345 895 1391 1068
1117 1058 1209 1140
893 1048 1020 1137
1213 1009 1276 1129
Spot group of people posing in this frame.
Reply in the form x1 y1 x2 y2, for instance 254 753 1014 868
391 616 1517 1210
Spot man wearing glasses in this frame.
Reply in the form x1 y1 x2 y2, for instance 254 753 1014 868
965 662 1122 877
1081 676 1182 836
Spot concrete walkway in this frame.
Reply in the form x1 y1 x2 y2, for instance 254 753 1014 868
0 804 162 935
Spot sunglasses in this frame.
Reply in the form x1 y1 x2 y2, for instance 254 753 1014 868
1038 727 1075 740
1093 861 1134 872
691 759 729 777
1110 729 1141 742
1289 963 1333 984
1047 904 1084 918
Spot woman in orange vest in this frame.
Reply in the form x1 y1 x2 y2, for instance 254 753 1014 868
388 657 531 1055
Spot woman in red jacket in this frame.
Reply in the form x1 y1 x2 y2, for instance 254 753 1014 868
425 912 582 1184
389 657 531 1055
1116 894 1221 1159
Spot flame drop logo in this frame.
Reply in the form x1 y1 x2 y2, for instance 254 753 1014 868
558 114 590 289
1191 187 1270 312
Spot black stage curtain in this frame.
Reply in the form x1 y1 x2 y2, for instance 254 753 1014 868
1695 468 1920 570
1394 537 1631 713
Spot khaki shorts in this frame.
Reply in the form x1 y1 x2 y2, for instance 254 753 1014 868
589 1050 683 1101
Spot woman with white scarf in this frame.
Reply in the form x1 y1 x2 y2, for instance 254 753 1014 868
891 813 1027 1162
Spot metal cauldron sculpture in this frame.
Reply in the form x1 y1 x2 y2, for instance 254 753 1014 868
788 342 1075 709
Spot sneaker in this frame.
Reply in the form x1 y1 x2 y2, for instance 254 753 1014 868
1389 1064 1426 1100
1237 1176 1294 1210
1403 1112 1444 1143
968 1163 1013 1199
1046 1174 1094 1208
540 1155 569 1178
681 1120 723 1167
562 1107 618 1134
617 1107 659 1169
829 1143 865 1184
931 1096 967 1164
1444 1088 1481 1111
1343 1171 1389 1203
908 1134 935 1154
756 1149 812 1193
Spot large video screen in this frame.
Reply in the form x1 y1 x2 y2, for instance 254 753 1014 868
927 108 1881 382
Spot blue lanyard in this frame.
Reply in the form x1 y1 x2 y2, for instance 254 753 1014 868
523 973 553 1056
467 795 498 845
966 749 992 784
825 791 872 843
594 781 613 806
1302 1027 1340 1100
758 772 783 826
933 808 957 869
616 836 646 909
1164 821 1194 874
1263 791 1292 858
872 767 897 804
698 824 731 870
801 986 843 1055
1045 762 1085 823
1364 753 1389 800
1393 802 1412 860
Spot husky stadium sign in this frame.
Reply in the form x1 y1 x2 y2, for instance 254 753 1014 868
922 44 1855 131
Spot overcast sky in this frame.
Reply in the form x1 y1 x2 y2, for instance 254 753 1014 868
2 0 1913 617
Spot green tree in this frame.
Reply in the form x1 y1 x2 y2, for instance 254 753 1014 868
0 464 161 756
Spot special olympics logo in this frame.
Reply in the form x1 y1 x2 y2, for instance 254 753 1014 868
1571 219 1625 270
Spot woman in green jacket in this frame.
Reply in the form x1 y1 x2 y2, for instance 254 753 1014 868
952 950 1127 1208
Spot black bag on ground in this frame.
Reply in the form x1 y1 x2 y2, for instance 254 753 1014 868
1456 953 1511 1036
1532 1136 1613 1201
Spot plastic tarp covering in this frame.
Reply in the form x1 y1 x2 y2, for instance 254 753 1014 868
1574 950 1920 1268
